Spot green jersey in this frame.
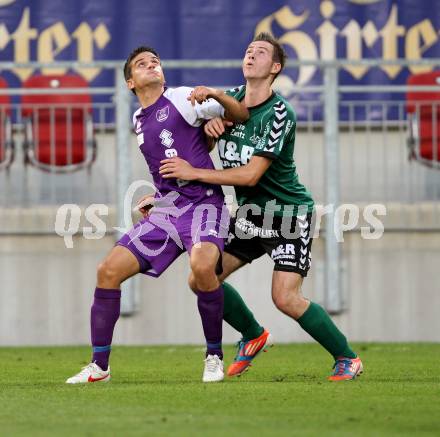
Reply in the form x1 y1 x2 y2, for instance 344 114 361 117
219 86 314 217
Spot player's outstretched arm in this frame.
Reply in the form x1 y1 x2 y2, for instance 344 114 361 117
159 156 271 187
188 86 249 123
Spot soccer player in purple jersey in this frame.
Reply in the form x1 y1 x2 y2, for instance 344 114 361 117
66 46 249 384
159 33 363 381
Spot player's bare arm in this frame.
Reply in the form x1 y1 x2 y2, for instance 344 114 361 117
159 155 272 187
188 86 249 122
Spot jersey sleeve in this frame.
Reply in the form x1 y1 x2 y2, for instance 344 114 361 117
194 97 225 121
164 86 224 127
132 107 142 129
132 107 144 145
253 101 295 160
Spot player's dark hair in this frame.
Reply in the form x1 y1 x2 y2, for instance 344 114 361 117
252 32 287 81
124 46 160 94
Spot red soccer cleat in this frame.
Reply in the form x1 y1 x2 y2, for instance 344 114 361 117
227 329 273 377
328 356 363 381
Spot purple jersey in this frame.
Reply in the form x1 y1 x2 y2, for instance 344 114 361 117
118 87 230 277
133 86 224 208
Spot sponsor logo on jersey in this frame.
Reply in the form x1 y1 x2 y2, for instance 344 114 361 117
230 123 246 139
249 127 260 145
159 129 174 147
271 243 296 259
159 129 179 158
236 217 279 238
156 106 170 122
176 178 189 187
218 139 254 167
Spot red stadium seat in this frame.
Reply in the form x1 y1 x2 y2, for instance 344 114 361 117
21 74 96 172
406 71 440 168
0 76 14 170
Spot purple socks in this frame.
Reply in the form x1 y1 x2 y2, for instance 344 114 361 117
90 286 223 369
196 286 224 359
90 287 121 371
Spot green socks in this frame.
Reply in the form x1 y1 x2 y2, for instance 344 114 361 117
221 283 355 359
297 302 357 359
222 282 264 341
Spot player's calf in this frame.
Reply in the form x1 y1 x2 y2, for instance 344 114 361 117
191 241 225 380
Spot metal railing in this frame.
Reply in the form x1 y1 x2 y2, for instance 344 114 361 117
1 59 440 315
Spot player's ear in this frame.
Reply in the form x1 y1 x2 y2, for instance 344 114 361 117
127 78 135 92
271 62 281 76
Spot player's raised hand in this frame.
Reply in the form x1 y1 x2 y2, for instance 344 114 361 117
133 194 155 217
187 86 218 106
204 117 233 138
159 157 197 181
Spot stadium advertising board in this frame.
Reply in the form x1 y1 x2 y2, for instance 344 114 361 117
1 0 440 113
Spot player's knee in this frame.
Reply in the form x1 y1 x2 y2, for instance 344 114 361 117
272 286 303 312
272 291 289 312
190 260 214 281
97 260 120 285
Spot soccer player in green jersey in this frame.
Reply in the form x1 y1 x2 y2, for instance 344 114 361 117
159 33 363 381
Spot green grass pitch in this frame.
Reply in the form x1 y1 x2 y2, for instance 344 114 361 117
1 343 439 436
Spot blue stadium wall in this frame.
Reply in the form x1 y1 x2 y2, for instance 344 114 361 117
1 1 440 93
